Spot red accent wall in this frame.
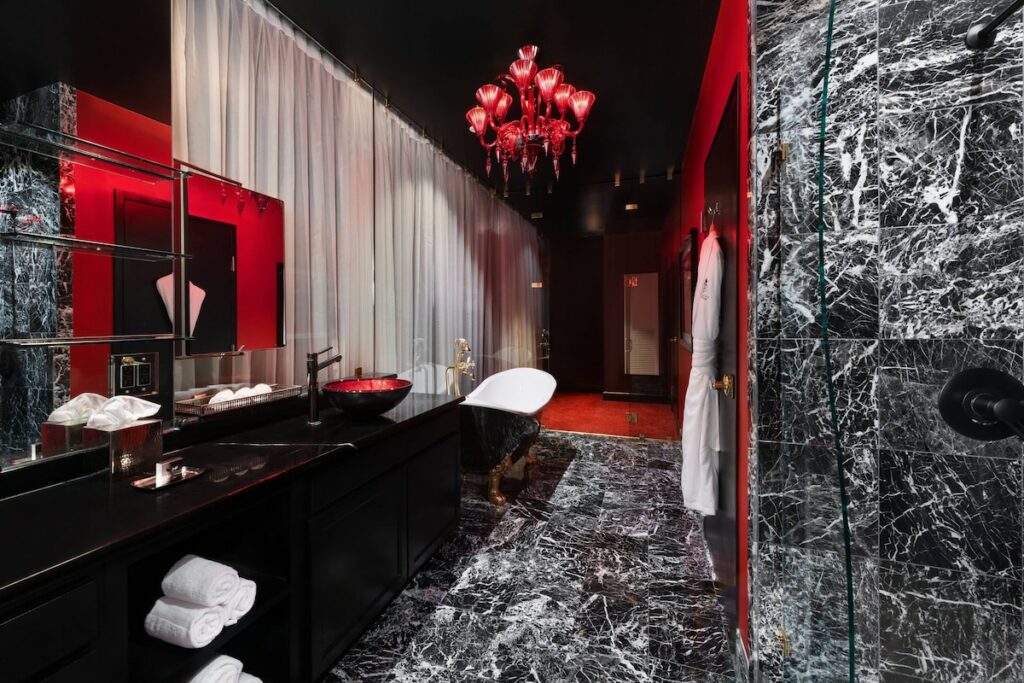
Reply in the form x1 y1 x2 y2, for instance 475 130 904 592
664 0 751 642
70 91 172 396
68 93 282 385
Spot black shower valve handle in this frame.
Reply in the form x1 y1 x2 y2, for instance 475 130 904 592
990 397 1024 441
939 368 1024 443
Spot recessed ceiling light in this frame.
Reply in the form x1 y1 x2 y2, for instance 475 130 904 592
625 203 639 211
531 211 544 219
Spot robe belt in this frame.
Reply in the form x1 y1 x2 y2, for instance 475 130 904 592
691 338 717 369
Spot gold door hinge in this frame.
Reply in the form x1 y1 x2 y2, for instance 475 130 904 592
626 412 637 424
777 628 792 657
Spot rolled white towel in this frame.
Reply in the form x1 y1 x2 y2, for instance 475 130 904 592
234 386 255 399
161 555 240 607
144 597 223 649
219 578 257 626
252 383 273 395
239 673 263 683
189 654 243 683
209 389 236 405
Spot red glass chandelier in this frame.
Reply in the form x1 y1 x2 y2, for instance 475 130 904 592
466 45 596 183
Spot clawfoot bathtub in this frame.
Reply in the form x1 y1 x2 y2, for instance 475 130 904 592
460 368 557 505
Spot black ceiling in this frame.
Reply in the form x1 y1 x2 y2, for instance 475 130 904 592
0 0 171 124
0 0 720 233
271 0 721 232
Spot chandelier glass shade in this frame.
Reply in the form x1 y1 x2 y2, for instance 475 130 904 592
466 45 595 182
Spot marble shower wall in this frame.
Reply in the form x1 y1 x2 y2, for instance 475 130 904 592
752 0 1024 680
0 84 76 463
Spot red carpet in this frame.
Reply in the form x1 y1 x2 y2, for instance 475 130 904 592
540 392 679 440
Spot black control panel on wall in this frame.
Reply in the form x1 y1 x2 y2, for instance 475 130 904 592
109 353 159 397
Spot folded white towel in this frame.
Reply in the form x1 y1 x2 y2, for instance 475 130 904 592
209 389 236 405
85 395 161 430
144 597 223 649
239 673 263 683
219 578 257 626
48 392 107 424
188 654 243 683
161 555 240 607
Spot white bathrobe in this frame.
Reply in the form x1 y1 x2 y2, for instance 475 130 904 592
681 227 723 515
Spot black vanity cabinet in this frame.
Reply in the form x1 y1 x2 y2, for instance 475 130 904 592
407 433 460 574
307 413 461 680
0 396 462 683
0 579 102 682
308 467 408 674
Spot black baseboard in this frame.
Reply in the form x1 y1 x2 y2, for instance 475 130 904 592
601 391 670 404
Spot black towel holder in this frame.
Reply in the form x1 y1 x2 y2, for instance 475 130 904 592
966 0 1024 49
938 367 1024 441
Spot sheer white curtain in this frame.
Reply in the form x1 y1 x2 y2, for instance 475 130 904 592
373 107 543 394
172 0 541 391
172 0 374 387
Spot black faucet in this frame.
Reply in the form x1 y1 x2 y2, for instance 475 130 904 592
307 346 343 425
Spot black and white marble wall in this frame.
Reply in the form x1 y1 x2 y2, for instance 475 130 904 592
752 0 1024 680
0 83 76 463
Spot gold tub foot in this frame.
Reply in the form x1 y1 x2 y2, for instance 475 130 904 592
523 450 539 482
487 455 512 506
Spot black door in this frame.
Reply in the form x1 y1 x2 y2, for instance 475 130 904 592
186 217 237 355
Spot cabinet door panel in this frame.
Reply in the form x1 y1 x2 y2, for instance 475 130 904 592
308 468 406 675
0 581 98 682
407 435 460 574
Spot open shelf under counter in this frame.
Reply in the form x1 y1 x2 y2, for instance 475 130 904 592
128 569 290 683
0 230 189 262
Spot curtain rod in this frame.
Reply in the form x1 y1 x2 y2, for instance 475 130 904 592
264 0 499 197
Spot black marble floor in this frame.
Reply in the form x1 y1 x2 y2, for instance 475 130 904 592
328 431 736 683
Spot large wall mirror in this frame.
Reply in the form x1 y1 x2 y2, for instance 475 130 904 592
0 86 287 472
180 172 285 357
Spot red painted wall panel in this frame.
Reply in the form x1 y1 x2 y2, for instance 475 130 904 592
68 92 283 387
70 91 172 396
185 175 284 351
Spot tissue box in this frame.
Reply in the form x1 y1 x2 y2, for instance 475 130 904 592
39 420 88 456
83 419 163 478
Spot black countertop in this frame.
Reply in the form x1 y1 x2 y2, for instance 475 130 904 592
0 393 461 600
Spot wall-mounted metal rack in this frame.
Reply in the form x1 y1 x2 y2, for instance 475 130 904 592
0 231 189 262
0 121 183 182
0 334 192 348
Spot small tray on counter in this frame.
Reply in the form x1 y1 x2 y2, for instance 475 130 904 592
174 384 301 417
131 466 208 491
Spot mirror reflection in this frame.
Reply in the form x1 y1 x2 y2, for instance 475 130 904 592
181 172 285 356
0 85 290 471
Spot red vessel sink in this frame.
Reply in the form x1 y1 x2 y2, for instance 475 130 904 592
321 378 413 418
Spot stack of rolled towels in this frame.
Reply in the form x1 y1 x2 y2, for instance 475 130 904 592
187 654 263 683
208 384 274 405
143 555 257 650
